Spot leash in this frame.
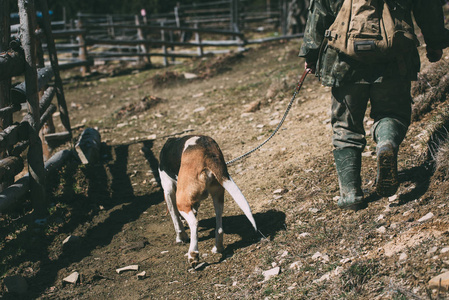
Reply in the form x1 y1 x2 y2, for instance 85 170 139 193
226 68 311 165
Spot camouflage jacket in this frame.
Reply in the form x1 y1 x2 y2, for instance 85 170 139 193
299 0 449 87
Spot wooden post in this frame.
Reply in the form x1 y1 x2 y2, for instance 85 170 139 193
0 0 13 191
135 15 151 65
160 22 168 67
194 23 203 57
18 0 47 218
38 0 72 138
280 0 288 36
77 19 90 75
230 0 240 36
0 0 12 128
107 15 115 38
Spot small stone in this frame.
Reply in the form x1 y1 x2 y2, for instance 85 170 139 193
137 271 146 279
312 252 322 260
63 272 79 284
4 275 28 294
309 208 319 214
262 267 280 281
388 195 398 202
428 271 449 291
376 226 386 234
312 252 329 262
418 212 434 223
116 265 139 274
403 209 414 217
280 250 288 258
441 248 449 254
340 257 352 264
289 261 302 270
63 235 80 245
184 73 198 79
399 253 408 261
193 106 205 112
376 214 384 222
273 189 288 194
298 232 310 239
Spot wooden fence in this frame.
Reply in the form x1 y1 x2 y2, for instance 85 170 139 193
0 0 72 218
37 0 307 71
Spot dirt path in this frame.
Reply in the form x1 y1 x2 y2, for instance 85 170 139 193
1 40 449 299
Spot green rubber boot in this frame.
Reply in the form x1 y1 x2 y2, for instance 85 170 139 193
373 118 407 197
333 148 365 210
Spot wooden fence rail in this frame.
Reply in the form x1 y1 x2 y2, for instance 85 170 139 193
0 0 73 218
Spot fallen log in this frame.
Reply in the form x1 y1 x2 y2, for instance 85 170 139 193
75 128 101 165
0 149 73 212
10 66 54 104
0 156 24 183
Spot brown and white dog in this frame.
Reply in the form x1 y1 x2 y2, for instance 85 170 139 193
158 135 257 266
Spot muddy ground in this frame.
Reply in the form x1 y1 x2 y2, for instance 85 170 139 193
1 34 449 299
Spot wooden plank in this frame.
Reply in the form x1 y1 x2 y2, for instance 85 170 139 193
85 38 244 48
83 24 245 37
38 0 72 138
58 60 93 71
44 131 71 142
0 104 21 118
18 0 47 218
0 157 24 183
0 123 28 153
75 128 101 164
51 29 86 38
39 86 55 115
39 103 56 130
10 66 54 104
0 50 25 81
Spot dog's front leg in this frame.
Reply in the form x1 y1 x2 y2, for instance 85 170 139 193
159 170 188 243
179 209 199 266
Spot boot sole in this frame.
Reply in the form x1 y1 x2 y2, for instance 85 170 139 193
376 144 398 197
338 196 367 211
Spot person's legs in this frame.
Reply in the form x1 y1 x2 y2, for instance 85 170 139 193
331 83 370 209
370 79 412 197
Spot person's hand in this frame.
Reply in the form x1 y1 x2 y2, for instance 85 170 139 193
305 61 316 74
426 46 443 63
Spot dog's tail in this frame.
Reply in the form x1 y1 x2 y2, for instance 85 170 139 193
221 177 257 231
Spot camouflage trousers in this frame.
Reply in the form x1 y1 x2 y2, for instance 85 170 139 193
331 78 412 150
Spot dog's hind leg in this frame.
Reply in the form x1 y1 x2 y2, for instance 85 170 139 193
159 170 188 243
211 185 225 254
178 205 199 267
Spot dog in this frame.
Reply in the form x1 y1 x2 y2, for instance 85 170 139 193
158 135 257 266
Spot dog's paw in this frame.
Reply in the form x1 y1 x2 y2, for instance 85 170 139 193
211 245 224 254
187 251 200 267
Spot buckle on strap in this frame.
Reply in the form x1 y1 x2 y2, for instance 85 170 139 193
325 29 337 40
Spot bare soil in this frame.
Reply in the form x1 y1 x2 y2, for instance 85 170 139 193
1 37 449 300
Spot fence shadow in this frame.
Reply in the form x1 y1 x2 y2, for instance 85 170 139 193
0 140 163 299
